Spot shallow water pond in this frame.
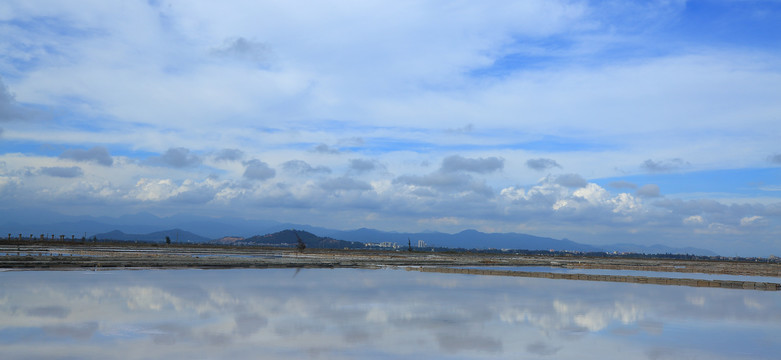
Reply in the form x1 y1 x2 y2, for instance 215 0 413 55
1 268 779 359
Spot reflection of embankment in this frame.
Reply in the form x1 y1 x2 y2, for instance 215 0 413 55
409 267 781 291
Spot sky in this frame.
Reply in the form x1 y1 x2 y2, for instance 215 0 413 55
1 0 780 256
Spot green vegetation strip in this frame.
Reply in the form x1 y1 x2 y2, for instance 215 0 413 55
411 267 781 291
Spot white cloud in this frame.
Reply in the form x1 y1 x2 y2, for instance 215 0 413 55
499 186 526 201
683 215 704 225
740 216 765 227
130 178 175 202
550 183 641 217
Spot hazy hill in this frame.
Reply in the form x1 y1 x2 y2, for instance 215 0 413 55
0 209 282 239
230 230 365 249
325 228 604 252
93 229 211 243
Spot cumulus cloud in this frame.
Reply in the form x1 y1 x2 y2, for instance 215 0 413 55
553 174 587 188
40 166 83 178
636 184 660 198
210 37 272 66
281 160 331 174
549 182 640 216
214 148 244 162
59 146 113 166
441 155 503 174
148 148 202 168
243 159 275 181
641 158 689 173
683 215 704 225
169 187 218 204
526 158 561 171
130 178 222 203
394 171 494 198
320 177 372 191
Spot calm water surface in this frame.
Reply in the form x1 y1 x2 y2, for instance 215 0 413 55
1 268 779 359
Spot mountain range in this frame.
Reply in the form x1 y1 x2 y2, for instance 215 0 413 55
1 208 717 256
92 229 211 243
318 228 601 252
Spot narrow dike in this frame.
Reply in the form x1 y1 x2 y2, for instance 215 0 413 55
410 267 781 291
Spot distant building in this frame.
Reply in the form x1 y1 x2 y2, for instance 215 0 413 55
417 240 427 248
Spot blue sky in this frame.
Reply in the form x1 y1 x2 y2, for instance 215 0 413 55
1 0 781 256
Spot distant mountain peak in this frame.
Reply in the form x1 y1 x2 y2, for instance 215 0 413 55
457 229 482 235
233 229 363 249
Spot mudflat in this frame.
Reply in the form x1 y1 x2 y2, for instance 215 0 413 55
0 241 777 274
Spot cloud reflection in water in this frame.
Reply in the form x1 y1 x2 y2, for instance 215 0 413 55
0 268 779 359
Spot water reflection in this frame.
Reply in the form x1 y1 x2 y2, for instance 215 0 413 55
0 268 779 359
